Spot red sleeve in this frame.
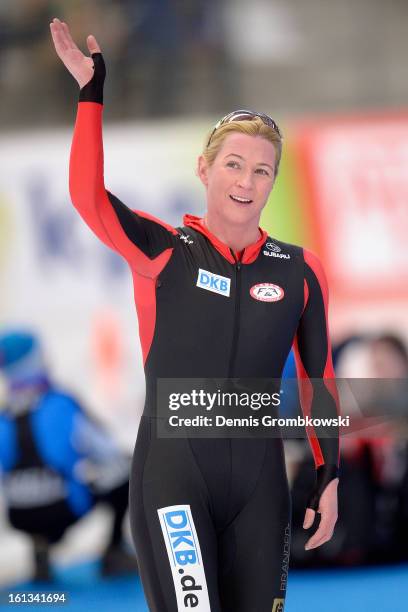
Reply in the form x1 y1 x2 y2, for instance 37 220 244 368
69 101 177 276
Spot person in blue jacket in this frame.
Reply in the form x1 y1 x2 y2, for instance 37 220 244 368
0 330 138 582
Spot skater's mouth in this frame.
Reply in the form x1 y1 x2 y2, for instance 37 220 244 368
229 194 253 204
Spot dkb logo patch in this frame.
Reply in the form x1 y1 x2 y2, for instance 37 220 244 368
158 504 210 610
196 268 231 297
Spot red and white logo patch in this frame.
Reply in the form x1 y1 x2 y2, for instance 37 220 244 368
250 283 284 302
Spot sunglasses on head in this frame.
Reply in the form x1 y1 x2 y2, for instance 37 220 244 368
206 109 283 147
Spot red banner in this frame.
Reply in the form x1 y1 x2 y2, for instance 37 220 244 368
295 113 408 300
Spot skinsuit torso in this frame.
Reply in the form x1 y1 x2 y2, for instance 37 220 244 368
69 54 340 612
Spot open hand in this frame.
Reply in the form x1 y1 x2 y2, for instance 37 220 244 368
49 17 101 88
303 477 339 550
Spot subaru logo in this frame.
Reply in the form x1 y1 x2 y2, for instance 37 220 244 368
265 242 281 253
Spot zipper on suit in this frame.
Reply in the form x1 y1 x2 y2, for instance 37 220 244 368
228 251 242 378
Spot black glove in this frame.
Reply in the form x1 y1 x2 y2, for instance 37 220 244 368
306 463 339 511
79 52 106 104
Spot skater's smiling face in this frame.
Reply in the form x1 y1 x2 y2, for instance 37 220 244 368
196 114 282 230
197 132 276 227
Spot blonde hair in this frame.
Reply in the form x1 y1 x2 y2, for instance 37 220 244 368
202 117 283 177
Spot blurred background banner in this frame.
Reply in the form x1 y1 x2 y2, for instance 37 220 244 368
294 113 408 300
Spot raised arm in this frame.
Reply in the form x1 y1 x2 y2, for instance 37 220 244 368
49 18 177 274
293 248 340 549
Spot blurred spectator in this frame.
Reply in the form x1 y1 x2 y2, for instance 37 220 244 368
0 0 237 124
1 0 408 125
364 333 408 563
0 0 56 123
112 0 236 117
290 332 408 568
0 330 138 581
369 334 408 379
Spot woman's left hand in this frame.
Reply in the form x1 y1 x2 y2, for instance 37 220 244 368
303 478 339 550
